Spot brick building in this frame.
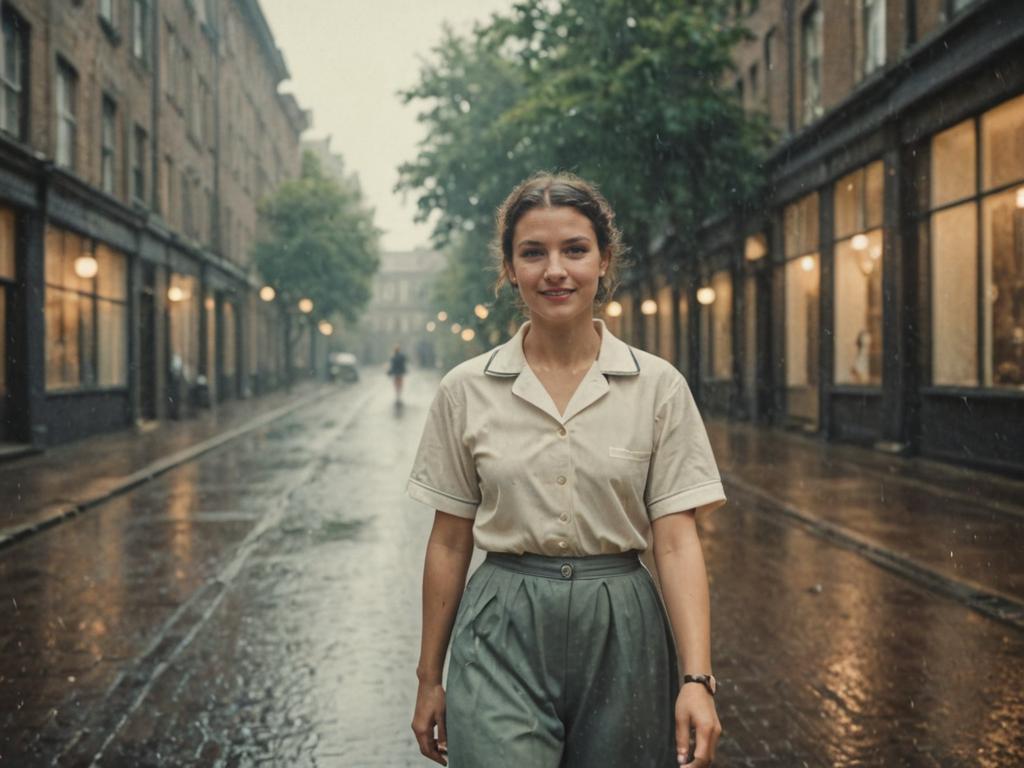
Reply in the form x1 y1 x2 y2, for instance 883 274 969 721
0 0 308 453
609 0 1024 475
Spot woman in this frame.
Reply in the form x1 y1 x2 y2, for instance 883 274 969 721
388 344 408 402
407 173 725 767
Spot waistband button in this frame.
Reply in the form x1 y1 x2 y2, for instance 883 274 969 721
560 563 574 579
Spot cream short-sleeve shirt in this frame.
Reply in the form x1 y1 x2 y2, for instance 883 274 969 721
407 320 726 556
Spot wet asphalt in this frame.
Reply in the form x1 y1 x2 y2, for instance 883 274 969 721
0 372 1022 766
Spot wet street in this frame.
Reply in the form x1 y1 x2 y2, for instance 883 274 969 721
2 373 1023 767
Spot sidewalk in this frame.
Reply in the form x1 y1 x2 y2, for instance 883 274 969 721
0 380 341 549
708 419 1024 628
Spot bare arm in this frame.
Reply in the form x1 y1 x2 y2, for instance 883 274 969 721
652 510 721 767
412 511 475 765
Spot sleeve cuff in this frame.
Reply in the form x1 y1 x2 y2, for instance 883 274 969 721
647 478 727 520
406 477 479 519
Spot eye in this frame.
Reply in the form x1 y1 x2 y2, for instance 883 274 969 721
521 249 544 259
566 246 588 256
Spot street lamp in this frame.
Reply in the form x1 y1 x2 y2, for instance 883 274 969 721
605 300 623 318
851 233 869 251
474 304 489 320
298 298 314 314
437 310 448 322
451 323 462 334
259 285 276 302
640 299 658 316
696 287 716 305
318 320 333 336
461 328 476 342
800 255 816 272
167 285 187 303
426 321 436 332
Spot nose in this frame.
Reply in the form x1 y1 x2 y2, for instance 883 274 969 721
543 254 568 281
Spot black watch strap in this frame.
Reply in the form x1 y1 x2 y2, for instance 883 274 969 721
682 674 716 696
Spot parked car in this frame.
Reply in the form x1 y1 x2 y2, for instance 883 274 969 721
329 352 360 382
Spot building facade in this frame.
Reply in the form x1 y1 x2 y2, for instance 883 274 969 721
610 0 1024 475
353 248 444 367
0 0 308 452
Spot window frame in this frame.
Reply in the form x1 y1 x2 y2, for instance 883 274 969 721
800 3 823 126
131 123 147 203
0 5 28 141
55 58 77 169
132 0 149 63
100 94 117 195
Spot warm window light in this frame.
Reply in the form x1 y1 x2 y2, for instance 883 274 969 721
461 328 476 342
640 299 658 316
74 254 99 279
298 298 314 314
605 300 623 318
474 304 489 319
851 233 870 251
451 323 462 334
437 310 448 321
167 285 186 303
204 297 215 310
1017 187 1024 209
317 320 334 336
259 285 276 302
745 234 767 261
696 287 716 305
426 321 436 332
800 255 816 272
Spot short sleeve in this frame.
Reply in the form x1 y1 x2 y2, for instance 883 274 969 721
406 384 480 519
645 378 726 520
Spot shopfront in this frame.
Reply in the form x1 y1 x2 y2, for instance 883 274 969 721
0 208 15 442
781 192 821 430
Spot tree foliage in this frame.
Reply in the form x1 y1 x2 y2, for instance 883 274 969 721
398 0 771 344
254 152 381 326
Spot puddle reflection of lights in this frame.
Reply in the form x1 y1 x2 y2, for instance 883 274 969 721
605 300 623 318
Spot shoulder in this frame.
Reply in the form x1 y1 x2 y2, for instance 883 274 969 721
629 346 690 398
437 347 499 400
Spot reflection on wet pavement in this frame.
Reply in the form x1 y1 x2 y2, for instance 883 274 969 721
0 374 1022 766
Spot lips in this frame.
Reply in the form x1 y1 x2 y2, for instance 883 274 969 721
540 289 575 297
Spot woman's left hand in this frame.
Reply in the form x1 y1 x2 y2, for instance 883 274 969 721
674 684 721 766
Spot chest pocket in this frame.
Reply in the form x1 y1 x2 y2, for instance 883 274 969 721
608 446 652 461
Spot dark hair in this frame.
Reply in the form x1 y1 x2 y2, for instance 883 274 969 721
492 171 625 307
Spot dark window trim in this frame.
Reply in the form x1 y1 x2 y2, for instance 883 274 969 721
1 5 30 142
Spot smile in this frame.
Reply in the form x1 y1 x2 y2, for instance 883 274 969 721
540 289 575 297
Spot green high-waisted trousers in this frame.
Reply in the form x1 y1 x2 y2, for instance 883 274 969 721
446 551 679 768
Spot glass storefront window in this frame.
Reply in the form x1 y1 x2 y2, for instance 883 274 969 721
982 189 1024 387
926 94 1024 390
834 161 885 385
168 273 199 384
783 193 821 425
656 284 675 366
0 207 13 280
743 274 757 410
710 270 733 381
222 301 237 378
44 227 128 391
204 293 217 400
931 119 975 207
678 292 689 378
981 93 1024 193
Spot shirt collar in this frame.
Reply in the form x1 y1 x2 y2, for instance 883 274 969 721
483 319 640 378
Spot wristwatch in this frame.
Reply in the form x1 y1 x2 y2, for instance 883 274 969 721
682 673 717 697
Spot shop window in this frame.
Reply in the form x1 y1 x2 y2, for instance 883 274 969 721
834 161 884 385
168 274 199 384
783 192 821 424
222 301 237 378
44 228 127 391
743 274 757 408
0 207 13 280
677 292 689 378
925 93 1024 390
656 284 675 366
204 294 217 399
700 270 734 382
1 6 27 140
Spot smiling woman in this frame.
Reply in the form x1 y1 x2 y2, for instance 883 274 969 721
409 172 726 768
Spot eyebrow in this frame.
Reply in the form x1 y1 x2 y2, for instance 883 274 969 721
516 236 592 249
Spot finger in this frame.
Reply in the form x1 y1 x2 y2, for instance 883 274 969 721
676 712 692 764
688 721 714 765
412 722 445 765
437 708 448 756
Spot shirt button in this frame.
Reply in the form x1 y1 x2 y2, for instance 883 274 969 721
557 540 568 550
556 476 567 485
559 514 569 523
558 427 567 437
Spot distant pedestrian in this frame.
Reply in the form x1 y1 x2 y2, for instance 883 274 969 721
407 172 726 767
387 345 408 402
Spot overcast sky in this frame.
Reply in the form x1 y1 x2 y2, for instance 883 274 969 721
261 0 513 252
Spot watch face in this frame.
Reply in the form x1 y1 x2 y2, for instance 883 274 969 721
708 675 717 695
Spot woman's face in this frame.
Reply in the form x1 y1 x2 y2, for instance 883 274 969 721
507 206 608 326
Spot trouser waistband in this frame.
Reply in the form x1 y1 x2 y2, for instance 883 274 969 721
485 551 641 580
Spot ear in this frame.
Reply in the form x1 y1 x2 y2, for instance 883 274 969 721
599 251 610 277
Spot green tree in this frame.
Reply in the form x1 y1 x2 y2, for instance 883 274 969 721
254 151 381 326
398 0 771 347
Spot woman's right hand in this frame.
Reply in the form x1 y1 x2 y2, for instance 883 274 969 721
412 680 448 765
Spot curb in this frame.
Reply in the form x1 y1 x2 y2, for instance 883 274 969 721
723 472 1024 632
0 386 343 552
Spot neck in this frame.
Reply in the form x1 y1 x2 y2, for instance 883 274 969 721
522 313 601 371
